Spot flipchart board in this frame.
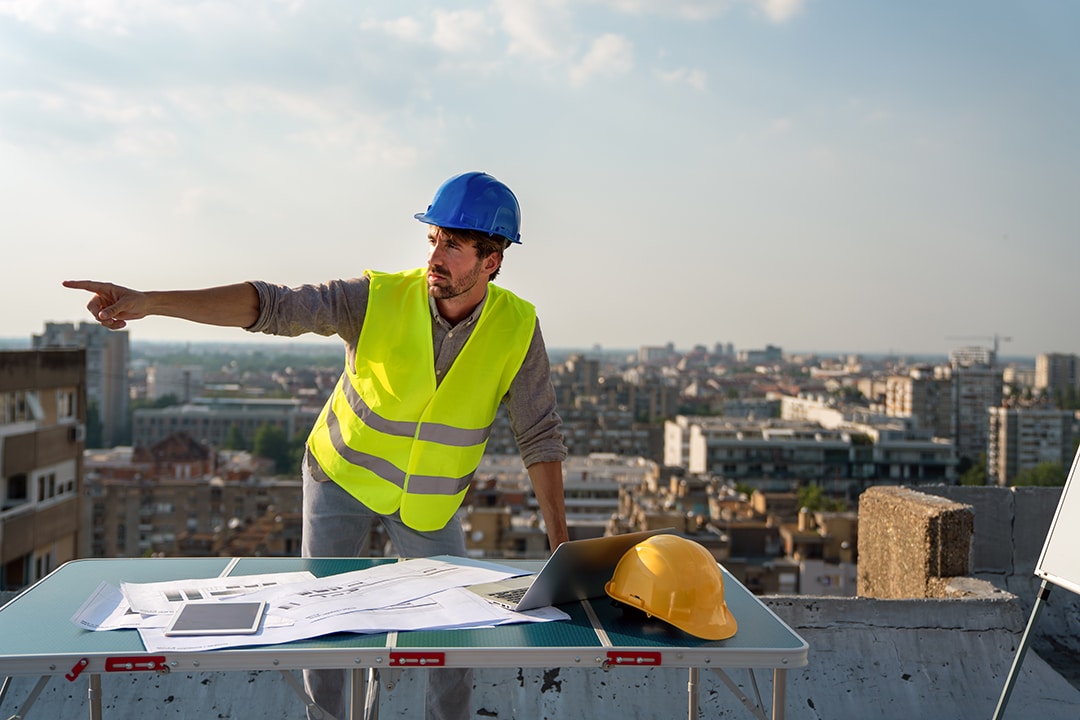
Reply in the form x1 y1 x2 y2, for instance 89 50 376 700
1035 444 1080 597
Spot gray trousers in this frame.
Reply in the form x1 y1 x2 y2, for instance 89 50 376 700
302 468 473 720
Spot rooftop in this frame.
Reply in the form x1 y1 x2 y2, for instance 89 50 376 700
2 484 1079 719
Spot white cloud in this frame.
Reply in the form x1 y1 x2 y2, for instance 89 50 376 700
432 9 491 52
0 0 86 32
205 85 420 166
570 33 634 87
594 0 805 23
768 117 793 133
493 0 568 61
0 85 178 158
2 77 419 168
846 98 893 124
289 113 420 166
0 0 225 34
592 0 733 21
655 67 707 91
176 187 209 217
752 0 805 23
362 16 424 42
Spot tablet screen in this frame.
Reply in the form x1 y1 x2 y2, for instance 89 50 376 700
164 601 267 636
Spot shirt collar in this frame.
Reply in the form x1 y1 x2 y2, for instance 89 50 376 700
429 288 487 330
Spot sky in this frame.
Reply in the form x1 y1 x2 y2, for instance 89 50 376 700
3 0 1079 358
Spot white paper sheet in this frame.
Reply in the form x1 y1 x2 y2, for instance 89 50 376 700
71 582 151 631
243 557 526 624
121 571 317 614
72 557 568 653
136 586 568 653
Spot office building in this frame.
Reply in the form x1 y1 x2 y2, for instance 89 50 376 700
147 364 204 402
132 397 316 449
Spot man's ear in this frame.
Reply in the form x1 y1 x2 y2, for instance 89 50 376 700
481 252 503 277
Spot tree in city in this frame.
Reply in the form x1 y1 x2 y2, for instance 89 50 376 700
797 483 847 512
1011 461 1067 487
252 423 295 475
960 455 988 486
223 423 247 451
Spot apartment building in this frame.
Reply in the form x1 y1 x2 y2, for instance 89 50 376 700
82 431 302 558
1035 352 1079 399
987 406 1075 485
847 422 956 482
884 367 952 438
665 414 956 494
0 350 85 590
949 345 996 368
947 363 1003 464
738 344 784 366
680 416 852 485
468 453 659 537
32 321 129 447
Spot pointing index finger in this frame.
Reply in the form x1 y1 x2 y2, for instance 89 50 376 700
63 280 106 292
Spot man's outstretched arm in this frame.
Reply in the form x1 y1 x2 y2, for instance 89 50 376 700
63 280 260 331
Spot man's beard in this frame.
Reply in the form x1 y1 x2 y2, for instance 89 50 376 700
428 260 483 300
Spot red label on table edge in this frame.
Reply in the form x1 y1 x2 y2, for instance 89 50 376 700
606 651 662 666
105 656 168 672
389 652 445 667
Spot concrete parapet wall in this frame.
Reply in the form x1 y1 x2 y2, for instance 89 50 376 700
919 484 1080 687
1012 486 1063 570
857 486 974 599
918 484 1062 576
765 593 1080 720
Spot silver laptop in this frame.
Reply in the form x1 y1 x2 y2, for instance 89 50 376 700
467 528 672 611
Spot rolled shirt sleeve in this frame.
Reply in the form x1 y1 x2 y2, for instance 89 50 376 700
505 321 568 468
245 278 370 340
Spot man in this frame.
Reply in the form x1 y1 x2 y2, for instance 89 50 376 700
65 171 569 720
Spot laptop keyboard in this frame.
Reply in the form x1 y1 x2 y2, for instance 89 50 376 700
491 587 528 603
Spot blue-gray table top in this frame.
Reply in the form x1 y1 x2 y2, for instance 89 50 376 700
0 557 808 676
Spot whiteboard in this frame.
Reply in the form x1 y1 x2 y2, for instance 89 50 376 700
1035 444 1080 597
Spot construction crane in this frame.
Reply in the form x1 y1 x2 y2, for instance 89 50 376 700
945 333 1013 357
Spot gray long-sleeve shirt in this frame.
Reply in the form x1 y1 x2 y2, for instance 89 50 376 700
244 273 567 469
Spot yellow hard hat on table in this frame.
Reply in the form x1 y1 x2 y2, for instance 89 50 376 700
605 534 738 641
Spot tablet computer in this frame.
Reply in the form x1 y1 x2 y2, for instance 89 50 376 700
164 600 267 636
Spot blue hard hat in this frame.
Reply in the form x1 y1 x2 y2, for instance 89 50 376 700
414 172 522 244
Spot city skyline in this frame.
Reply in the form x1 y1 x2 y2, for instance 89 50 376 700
3 2 1078 357
5 325 1053 367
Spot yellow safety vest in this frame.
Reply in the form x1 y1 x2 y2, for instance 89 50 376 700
307 268 536 531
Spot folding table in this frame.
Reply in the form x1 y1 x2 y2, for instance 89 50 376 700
0 556 807 720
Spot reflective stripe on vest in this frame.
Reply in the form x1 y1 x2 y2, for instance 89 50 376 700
337 378 491 448
306 267 536 531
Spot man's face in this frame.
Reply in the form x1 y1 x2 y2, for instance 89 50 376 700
426 227 485 300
